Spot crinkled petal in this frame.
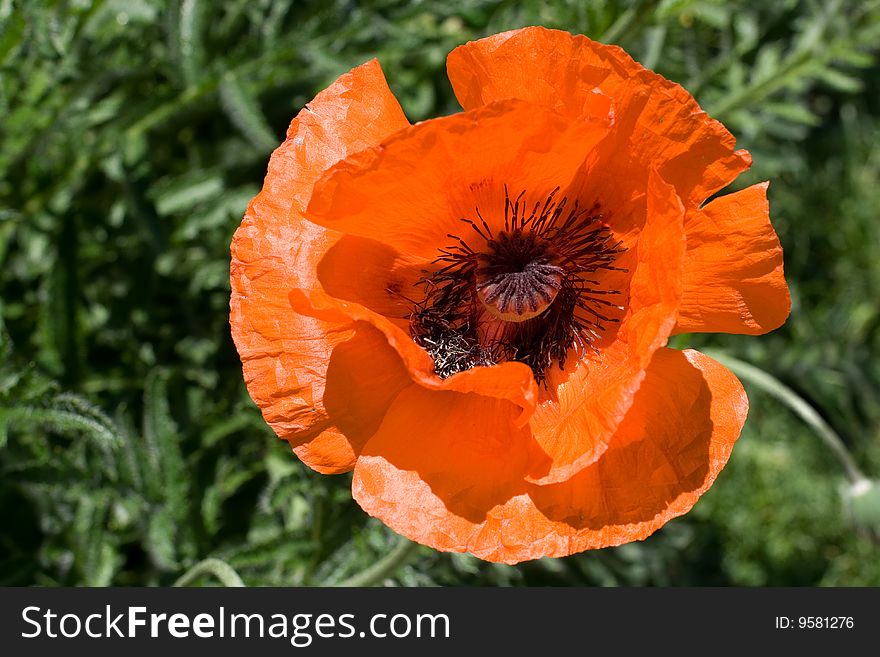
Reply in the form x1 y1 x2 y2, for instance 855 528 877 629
447 26 751 208
352 386 550 553
316 234 425 326
230 59 410 473
292 321 413 473
288 287 539 423
675 182 790 335
353 348 746 564
523 348 747 560
305 98 613 261
526 169 685 484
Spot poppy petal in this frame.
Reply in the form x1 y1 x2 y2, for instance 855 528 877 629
447 26 751 207
352 386 549 553
522 347 747 561
305 98 613 262
675 182 790 335
287 287 539 422
316 234 425 326
230 59 410 473
292 321 413 473
526 169 685 484
353 347 746 563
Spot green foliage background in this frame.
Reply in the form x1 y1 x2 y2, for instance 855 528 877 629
1 0 879 586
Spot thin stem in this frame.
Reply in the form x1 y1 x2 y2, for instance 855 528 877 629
174 558 246 587
706 350 868 487
334 538 420 587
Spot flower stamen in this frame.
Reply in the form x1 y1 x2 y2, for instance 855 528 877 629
411 187 626 383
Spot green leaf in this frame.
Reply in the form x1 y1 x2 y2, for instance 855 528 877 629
763 101 820 126
816 67 863 93
73 493 119 586
219 71 278 154
0 394 122 450
142 370 194 562
179 0 205 86
150 171 225 216
0 8 25 65
147 507 179 571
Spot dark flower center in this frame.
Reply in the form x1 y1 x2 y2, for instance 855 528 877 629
475 231 563 322
410 187 625 384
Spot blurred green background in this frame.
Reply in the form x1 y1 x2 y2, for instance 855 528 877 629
2 0 879 586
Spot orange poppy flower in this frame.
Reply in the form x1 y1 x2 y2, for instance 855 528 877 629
230 27 789 564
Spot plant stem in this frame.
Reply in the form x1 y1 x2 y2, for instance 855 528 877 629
706 350 868 487
173 558 245 587
334 538 420 587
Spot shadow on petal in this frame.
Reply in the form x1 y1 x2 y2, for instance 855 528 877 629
280 319 412 474
523 348 745 554
355 386 548 525
528 355 714 530
318 234 427 325
353 348 746 563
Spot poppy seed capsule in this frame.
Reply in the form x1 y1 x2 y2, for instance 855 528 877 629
475 231 564 322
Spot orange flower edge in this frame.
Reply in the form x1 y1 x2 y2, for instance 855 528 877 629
353 348 746 564
229 28 790 562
